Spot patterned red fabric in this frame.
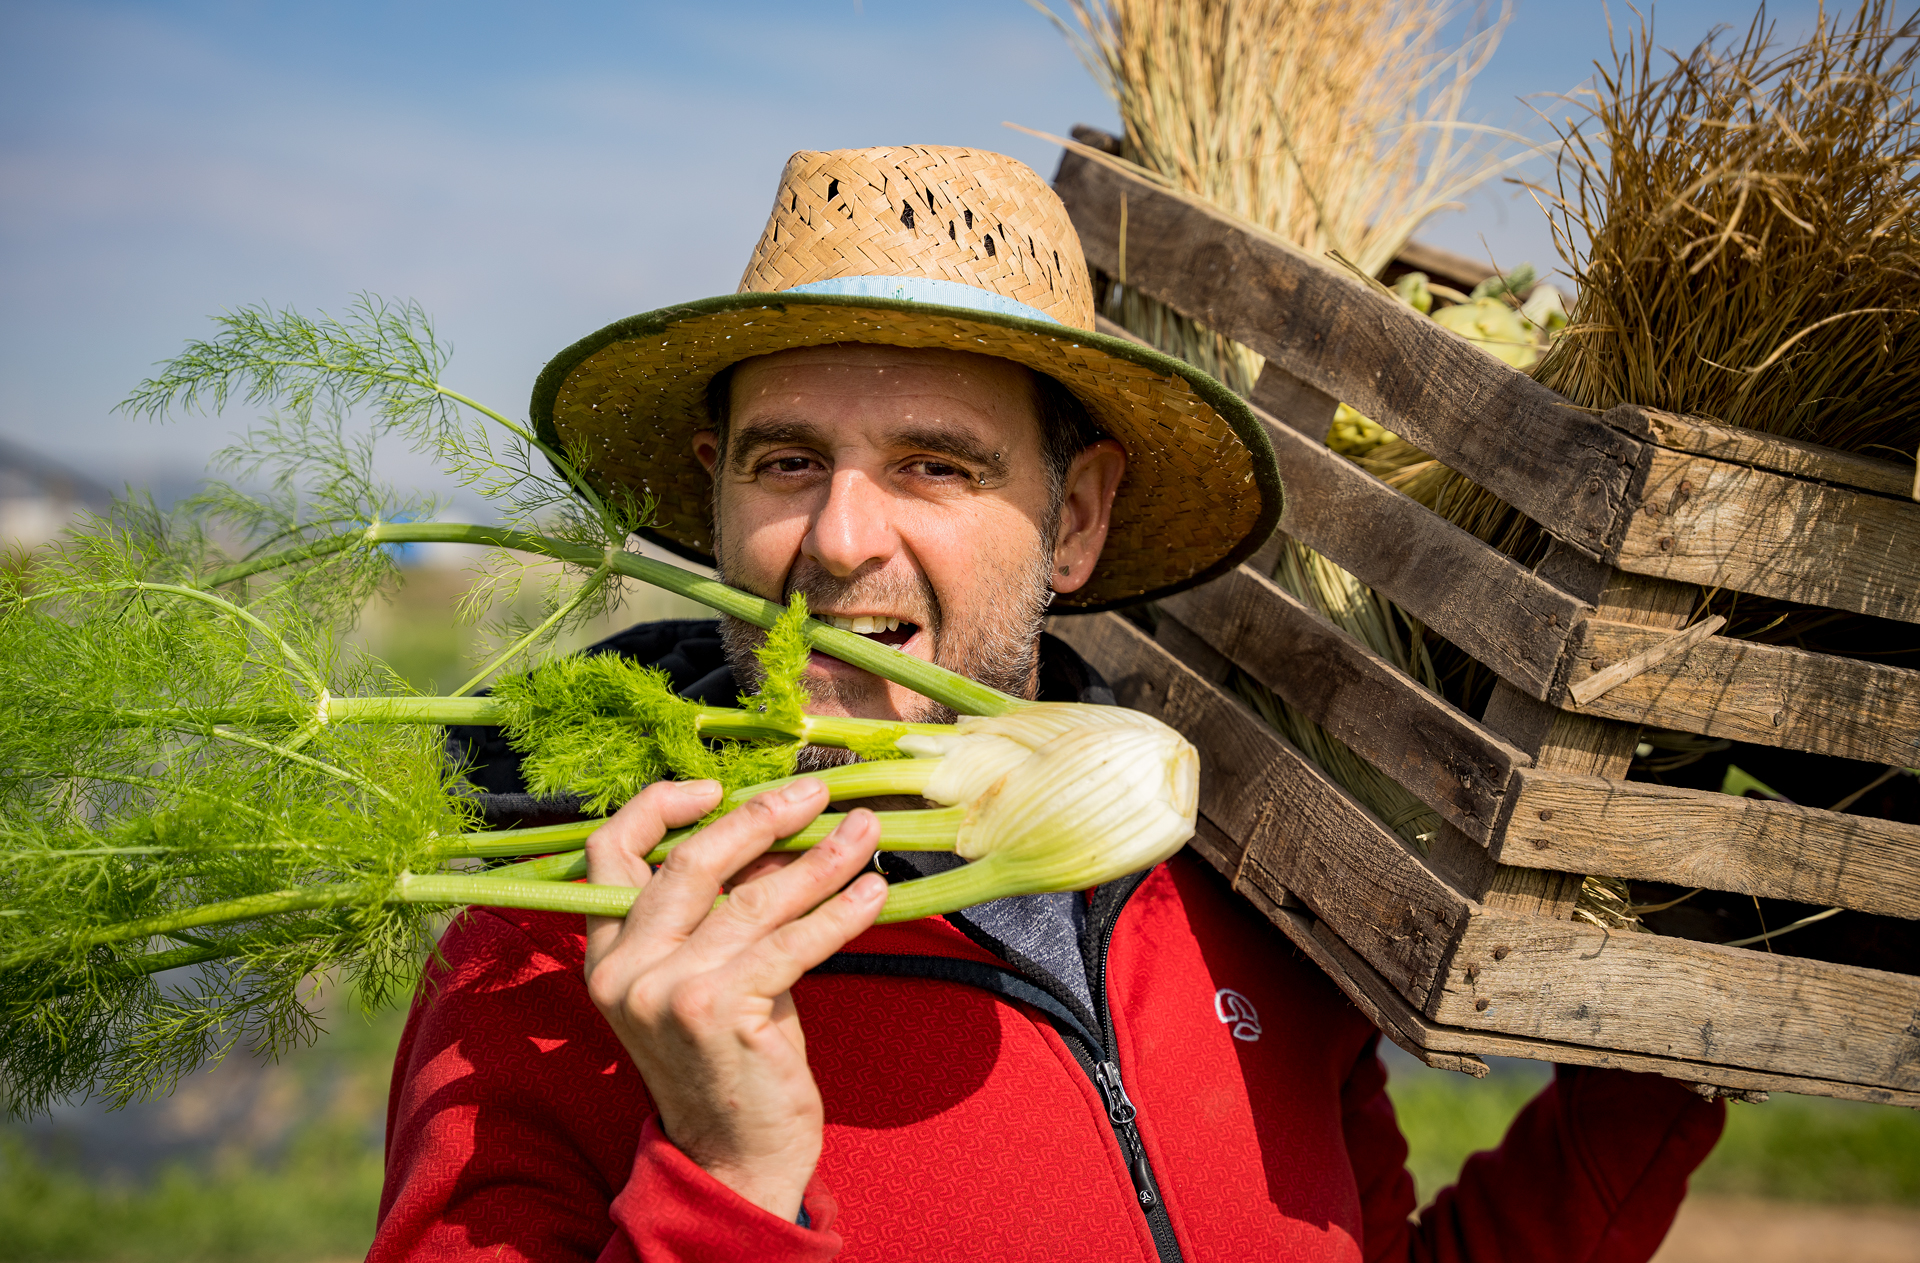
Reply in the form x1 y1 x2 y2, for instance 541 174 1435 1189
371 851 1724 1261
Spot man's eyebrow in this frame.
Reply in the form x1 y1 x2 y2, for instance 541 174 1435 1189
886 424 1009 479
726 418 831 473
726 417 1011 479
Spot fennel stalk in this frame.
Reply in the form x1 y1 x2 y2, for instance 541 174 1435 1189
0 296 1197 1117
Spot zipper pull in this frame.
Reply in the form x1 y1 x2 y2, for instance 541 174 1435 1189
1093 1060 1136 1124
1095 1060 1160 1209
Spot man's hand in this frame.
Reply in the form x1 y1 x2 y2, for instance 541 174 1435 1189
583 778 885 1222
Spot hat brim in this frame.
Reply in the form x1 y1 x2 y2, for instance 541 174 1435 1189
529 291 1282 613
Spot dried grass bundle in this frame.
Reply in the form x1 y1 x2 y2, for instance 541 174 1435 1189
1405 2 1920 687
1037 0 1522 391
1537 0 1920 453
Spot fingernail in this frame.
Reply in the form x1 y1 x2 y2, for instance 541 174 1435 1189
779 778 821 804
851 873 886 902
685 779 721 796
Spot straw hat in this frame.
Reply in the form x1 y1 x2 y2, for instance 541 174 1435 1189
529 145 1282 611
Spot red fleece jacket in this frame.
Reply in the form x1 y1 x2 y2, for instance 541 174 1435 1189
371 850 1723 1262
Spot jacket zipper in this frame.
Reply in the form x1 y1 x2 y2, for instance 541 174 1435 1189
1082 872 1184 1263
1094 1059 1163 1211
832 871 1185 1259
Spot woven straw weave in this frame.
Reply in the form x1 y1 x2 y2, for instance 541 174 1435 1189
535 145 1278 610
741 147 1094 327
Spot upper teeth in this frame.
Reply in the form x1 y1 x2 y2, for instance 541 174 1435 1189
828 615 903 634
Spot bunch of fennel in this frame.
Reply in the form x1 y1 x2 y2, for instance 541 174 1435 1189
0 296 1197 1118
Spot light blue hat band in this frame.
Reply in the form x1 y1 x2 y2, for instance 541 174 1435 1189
783 275 1060 325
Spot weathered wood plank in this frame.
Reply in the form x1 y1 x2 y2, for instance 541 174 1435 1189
1478 572 1699 915
1158 564 1532 842
1429 910 1920 1090
1062 150 1920 614
1242 399 1589 700
1188 813 1249 881
1151 612 1234 686
1053 148 1647 557
1285 900 1920 1106
1606 404 1917 500
1068 124 1501 297
1500 769 1920 921
1565 619 1920 769
1048 611 1472 1005
1247 361 1341 439
1389 238 1500 293
1568 615 1726 705
1613 446 1920 624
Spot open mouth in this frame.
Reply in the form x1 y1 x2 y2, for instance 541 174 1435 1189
821 613 920 649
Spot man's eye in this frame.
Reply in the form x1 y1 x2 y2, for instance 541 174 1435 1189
907 459 968 479
765 456 816 474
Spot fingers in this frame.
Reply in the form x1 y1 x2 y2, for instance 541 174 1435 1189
727 867 888 1000
725 852 801 889
586 780 722 887
680 808 880 967
585 779 721 964
630 780 833 941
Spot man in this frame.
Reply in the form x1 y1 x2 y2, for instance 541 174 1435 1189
371 146 1722 1261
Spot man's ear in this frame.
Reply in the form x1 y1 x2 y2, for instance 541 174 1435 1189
1050 439 1126 595
692 429 721 478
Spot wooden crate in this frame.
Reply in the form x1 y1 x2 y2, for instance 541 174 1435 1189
1046 138 1920 1106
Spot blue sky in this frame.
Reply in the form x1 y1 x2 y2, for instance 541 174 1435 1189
0 0 1830 509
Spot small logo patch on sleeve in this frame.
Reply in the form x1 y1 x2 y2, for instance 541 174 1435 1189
1214 988 1262 1042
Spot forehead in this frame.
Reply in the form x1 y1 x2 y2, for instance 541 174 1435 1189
727 343 1040 442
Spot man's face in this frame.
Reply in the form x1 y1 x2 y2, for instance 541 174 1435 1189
692 343 1119 722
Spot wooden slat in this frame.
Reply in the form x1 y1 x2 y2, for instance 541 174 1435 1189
1068 125 1500 299
1429 910 1920 1091
1245 361 1341 439
1475 573 1699 916
1061 151 1920 618
1053 148 1646 557
1048 611 1472 1006
1158 564 1532 842
1567 615 1726 705
1105 307 1582 698
1194 784 1915 1101
1187 813 1249 882
1242 396 1588 700
1282 899 1920 1107
1607 404 1917 500
1613 446 1920 625
1388 238 1500 293
1566 620 1920 769
1500 769 1920 921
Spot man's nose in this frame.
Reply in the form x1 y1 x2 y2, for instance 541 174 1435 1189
803 467 898 579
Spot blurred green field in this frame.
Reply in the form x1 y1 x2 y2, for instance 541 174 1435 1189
1 1000 404 1263
1384 1051 1920 1208
350 554 710 695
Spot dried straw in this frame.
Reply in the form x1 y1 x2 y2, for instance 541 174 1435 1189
1035 0 1525 391
1402 2 1920 680
1536 0 1920 452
